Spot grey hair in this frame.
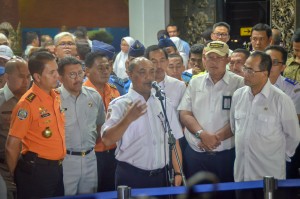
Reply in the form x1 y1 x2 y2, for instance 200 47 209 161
54 32 75 45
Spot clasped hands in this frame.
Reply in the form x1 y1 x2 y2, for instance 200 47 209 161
197 131 221 152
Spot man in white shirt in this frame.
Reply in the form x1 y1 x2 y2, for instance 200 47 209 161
145 45 186 110
230 51 300 199
178 41 244 198
101 57 183 188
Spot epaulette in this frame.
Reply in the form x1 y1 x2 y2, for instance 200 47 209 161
108 83 117 89
284 78 298 86
110 76 125 87
26 93 36 102
109 95 130 106
54 88 61 94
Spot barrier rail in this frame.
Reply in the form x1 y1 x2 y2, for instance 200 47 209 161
54 178 300 199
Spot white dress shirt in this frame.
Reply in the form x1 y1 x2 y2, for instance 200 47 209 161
101 88 183 170
178 70 244 152
158 75 186 109
230 80 300 182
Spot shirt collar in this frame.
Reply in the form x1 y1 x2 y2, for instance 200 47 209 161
3 83 14 101
247 79 271 98
274 75 284 88
31 83 55 101
205 70 230 85
60 84 85 99
127 88 155 103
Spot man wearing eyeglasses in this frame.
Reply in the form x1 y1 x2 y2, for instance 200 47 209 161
57 56 105 195
178 41 243 198
54 32 77 60
231 51 300 199
250 23 272 52
265 45 300 182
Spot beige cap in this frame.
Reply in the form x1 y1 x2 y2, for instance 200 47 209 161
205 41 229 57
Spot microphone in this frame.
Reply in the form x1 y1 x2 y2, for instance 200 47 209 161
151 81 164 94
151 81 165 99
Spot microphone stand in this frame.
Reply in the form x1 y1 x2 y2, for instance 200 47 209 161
154 89 187 187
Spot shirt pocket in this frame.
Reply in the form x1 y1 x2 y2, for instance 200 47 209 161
255 114 277 137
234 112 246 134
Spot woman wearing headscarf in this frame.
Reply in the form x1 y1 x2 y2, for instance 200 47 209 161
170 37 188 69
113 36 135 79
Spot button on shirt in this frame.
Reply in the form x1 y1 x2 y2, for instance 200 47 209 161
274 75 300 114
178 70 244 152
59 85 106 151
101 88 183 170
0 84 18 158
158 75 186 109
9 83 66 160
230 80 300 182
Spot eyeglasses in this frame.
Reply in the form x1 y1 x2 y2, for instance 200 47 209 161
57 42 75 47
242 66 266 75
212 32 229 38
272 59 283 66
68 71 84 79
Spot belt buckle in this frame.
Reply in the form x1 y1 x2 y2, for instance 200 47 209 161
149 170 154 177
58 159 63 165
81 151 86 157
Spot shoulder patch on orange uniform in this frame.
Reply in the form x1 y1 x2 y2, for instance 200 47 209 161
108 83 117 89
26 93 36 102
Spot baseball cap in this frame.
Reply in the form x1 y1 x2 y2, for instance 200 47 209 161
0 45 13 60
205 41 229 57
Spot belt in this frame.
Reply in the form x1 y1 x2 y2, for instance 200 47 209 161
22 152 63 166
66 148 94 156
118 161 165 177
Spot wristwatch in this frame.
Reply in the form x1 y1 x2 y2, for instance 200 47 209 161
195 129 203 139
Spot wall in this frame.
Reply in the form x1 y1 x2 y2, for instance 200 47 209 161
18 0 129 28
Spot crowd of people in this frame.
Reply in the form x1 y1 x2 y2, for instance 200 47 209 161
0 21 299 199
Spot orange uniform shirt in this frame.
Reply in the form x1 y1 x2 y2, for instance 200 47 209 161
83 79 120 152
9 83 66 160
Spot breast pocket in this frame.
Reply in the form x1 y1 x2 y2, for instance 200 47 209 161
255 115 277 137
234 112 246 134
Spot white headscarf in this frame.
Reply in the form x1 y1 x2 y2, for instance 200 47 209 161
170 37 188 69
113 36 135 79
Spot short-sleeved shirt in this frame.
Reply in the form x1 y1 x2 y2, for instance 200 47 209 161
83 78 120 151
158 75 186 109
59 85 106 151
283 56 300 83
0 84 18 159
274 75 300 114
230 80 300 181
101 88 183 170
9 83 66 160
178 70 244 152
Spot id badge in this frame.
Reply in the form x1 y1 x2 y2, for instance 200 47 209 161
222 96 232 110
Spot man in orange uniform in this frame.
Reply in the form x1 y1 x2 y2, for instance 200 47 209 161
84 52 120 191
5 51 66 199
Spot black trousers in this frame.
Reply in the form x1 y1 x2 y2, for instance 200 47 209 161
184 145 236 199
96 149 117 192
15 153 64 199
115 161 168 189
